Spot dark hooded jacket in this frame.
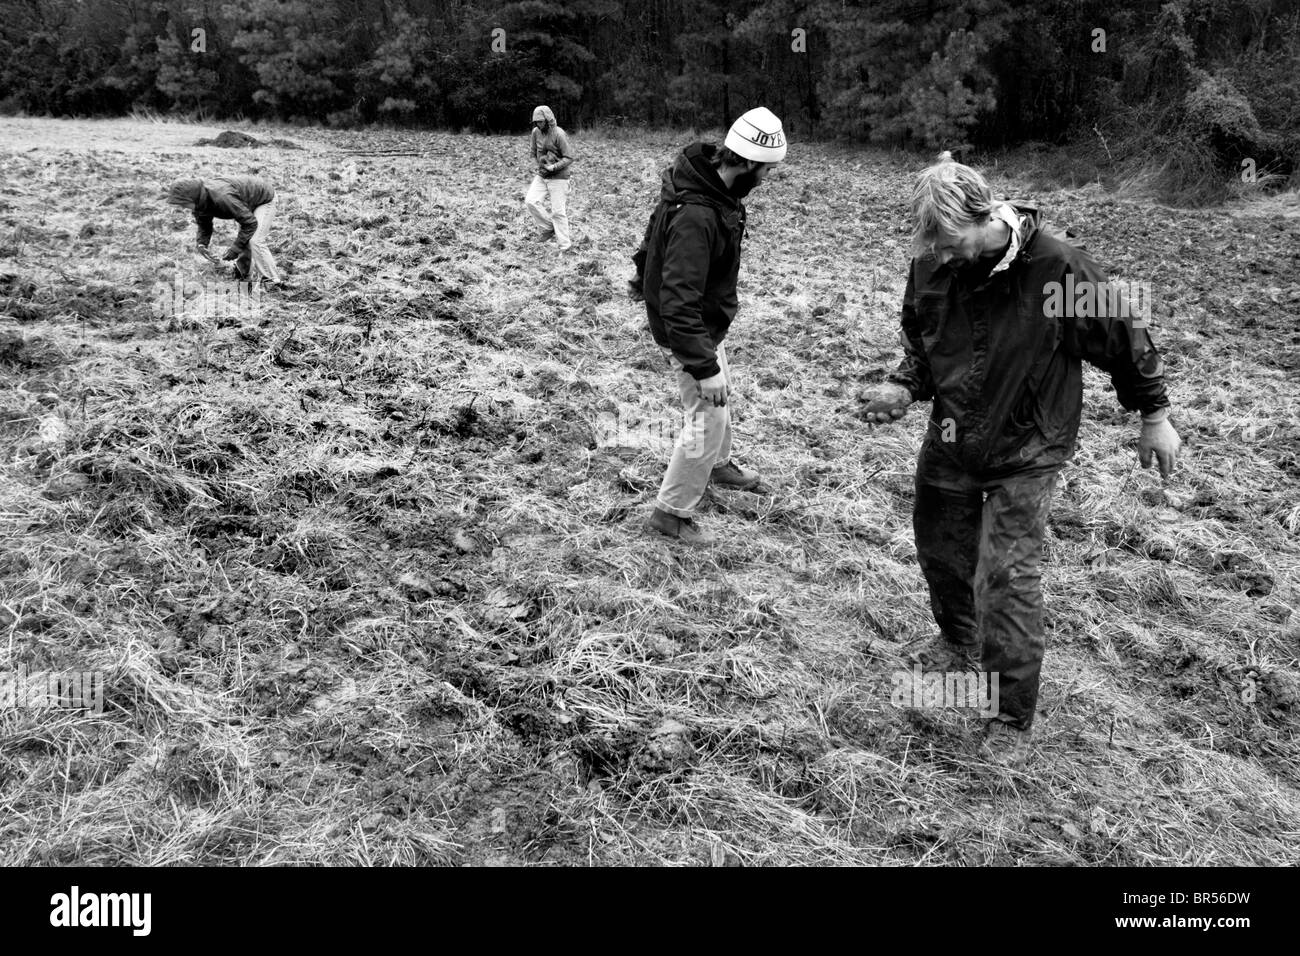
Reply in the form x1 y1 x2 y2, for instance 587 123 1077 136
171 176 275 253
888 203 1170 486
641 143 747 380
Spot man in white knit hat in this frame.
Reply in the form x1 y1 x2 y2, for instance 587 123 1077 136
636 107 787 545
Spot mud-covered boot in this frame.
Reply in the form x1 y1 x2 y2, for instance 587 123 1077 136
980 720 1033 769
908 634 980 672
647 507 713 546
709 460 761 491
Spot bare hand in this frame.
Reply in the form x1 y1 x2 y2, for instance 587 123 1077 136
1138 417 1181 479
697 372 728 407
859 383 913 423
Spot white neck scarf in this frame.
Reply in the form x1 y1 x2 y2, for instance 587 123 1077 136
988 203 1024 275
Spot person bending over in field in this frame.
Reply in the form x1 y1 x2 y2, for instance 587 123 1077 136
859 151 1181 767
525 105 575 253
639 107 787 545
166 175 285 288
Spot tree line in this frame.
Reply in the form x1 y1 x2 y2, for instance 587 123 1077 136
1 1 1295 185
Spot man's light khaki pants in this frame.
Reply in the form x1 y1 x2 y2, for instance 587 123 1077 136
236 199 280 282
655 341 733 518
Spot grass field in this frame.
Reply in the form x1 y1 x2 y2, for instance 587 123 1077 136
1 116 1298 865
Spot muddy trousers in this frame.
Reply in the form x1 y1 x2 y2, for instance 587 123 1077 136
912 470 1059 730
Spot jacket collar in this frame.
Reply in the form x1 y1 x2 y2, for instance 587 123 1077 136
988 203 1025 275
1003 202 1043 265
973 202 1044 284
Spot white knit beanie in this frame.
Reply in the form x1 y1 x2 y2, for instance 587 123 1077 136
724 107 787 163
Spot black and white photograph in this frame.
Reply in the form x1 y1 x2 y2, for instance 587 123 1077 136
0 0 1296 907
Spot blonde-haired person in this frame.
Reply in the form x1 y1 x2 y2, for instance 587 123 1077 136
859 151 1181 767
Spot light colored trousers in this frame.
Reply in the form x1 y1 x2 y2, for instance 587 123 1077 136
524 176 571 250
238 199 280 282
655 341 733 518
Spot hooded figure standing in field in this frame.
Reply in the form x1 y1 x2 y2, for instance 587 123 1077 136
639 107 787 544
525 105 575 253
860 152 1182 767
166 174 283 287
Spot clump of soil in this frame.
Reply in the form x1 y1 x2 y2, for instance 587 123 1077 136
196 131 263 148
0 331 62 368
195 131 303 149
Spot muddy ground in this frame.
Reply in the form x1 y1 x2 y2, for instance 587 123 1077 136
1 117 1298 865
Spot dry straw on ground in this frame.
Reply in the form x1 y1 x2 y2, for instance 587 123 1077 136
1 118 1298 865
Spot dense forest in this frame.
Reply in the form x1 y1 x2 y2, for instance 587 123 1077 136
1 0 1297 190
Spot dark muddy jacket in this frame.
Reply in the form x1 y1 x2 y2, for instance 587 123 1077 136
641 143 747 380
186 176 276 252
888 203 1170 486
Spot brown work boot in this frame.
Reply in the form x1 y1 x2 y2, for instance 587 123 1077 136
909 634 980 672
980 720 1033 769
710 460 760 491
647 507 713 545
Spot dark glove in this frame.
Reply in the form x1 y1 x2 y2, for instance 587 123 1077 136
221 247 240 261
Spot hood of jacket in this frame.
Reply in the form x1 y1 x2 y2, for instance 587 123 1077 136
167 178 204 207
658 142 743 215
532 105 557 128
